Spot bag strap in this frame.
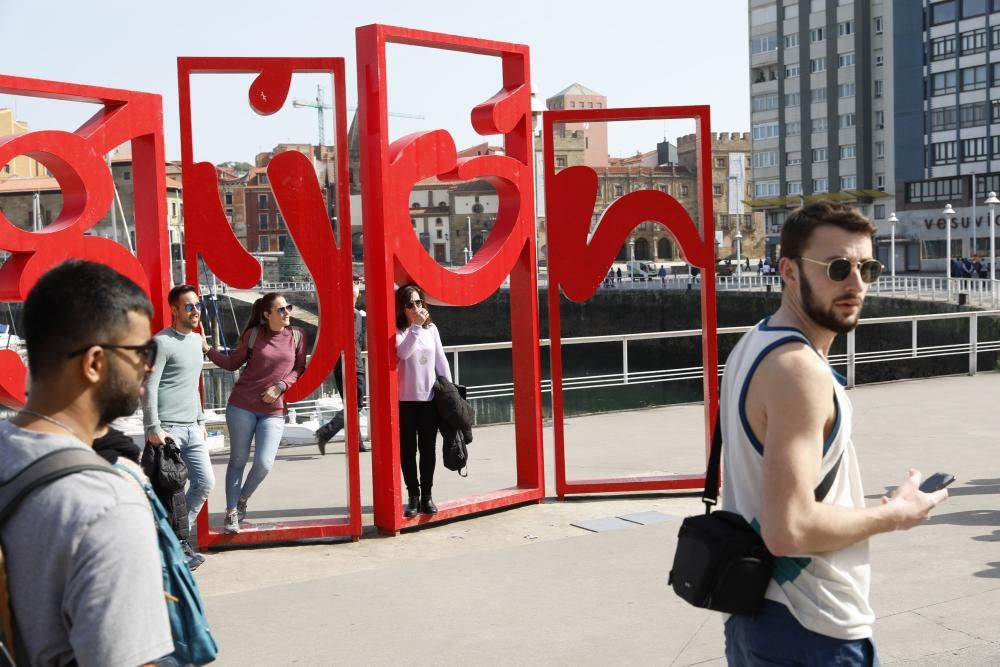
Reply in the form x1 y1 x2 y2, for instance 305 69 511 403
703 407 845 514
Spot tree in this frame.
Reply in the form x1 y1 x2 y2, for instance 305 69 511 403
218 161 252 175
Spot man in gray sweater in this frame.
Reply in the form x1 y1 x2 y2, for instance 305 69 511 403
143 284 213 563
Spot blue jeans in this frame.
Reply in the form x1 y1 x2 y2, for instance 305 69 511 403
224 405 285 510
724 601 879 666
162 422 215 533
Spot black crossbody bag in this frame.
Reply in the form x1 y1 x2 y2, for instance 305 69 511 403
668 410 842 615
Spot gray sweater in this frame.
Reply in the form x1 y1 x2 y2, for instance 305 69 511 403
142 327 205 436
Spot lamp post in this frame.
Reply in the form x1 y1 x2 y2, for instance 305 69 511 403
466 215 473 263
986 191 999 281
943 203 956 298
735 228 743 287
888 211 898 295
628 237 636 281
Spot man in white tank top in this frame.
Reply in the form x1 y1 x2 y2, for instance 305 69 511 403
720 202 950 666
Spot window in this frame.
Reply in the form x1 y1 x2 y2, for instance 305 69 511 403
962 0 987 18
838 82 856 98
122 170 131 181
715 157 726 168
875 142 885 159
810 57 827 73
752 122 780 139
992 100 1000 122
839 144 856 159
931 107 958 131
810 87 827 103
786 121 802 136
436 229 443 239
278 235 287 251
713 184 723 196
811 147 829 162
787 181 802 195
961 65 987 91
225 191 233 205
786 151 802 166
994 62 1000 86
811 117 828 133
751 5 778 25
875 110 884 128
784 34 800 48
258 193 268 208
812 178 829 193
839 112 857 128
840 175 857 190
752 150 779 168
555 156 567 168
931 35 957 61
875 204 886 219
681 185 690 196
963 137 989 160
259 236 270 251
977 173 1000 195
960 29 987 55
614 184 624 197
874 51 884 67
752 94 780 111
751 34 779 54
838 52 855 68
783 92 801 106
932 141 958 165
569 101 575 108
259 213 269 229
784 64 800 78
931 0 957 25
838 20 854 36
874 80 883 97
932 70 958 95
876 175 886 191
171 202 177 218
754 181 781 197
907 178 963 203
874 16 883 34
810 28 824 42
960 101 988 127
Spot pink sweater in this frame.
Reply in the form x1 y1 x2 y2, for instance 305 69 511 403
395 323 451 401
208 326 307 415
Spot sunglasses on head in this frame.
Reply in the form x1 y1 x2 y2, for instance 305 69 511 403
67 340 158 367
275 305 294 315
183 303 203 313
798 256 883 283
405 299 424 310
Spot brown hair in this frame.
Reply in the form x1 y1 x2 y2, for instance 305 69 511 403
243 292 283 335
395 284 432 330
167 284 198 307
779 201 877 260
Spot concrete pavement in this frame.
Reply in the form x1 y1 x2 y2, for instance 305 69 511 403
193 373 1000 665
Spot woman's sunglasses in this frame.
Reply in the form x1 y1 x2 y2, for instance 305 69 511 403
798 256 883 283
405 299 424 310
275 305 294 315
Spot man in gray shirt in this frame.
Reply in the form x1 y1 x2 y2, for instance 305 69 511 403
144 284 214 559
2 260 173 666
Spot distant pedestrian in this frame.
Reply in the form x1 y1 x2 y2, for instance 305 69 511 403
745 256 751 271
658 265 667 286
395 284 453 517
2 260 172 665
757 258 764 275
606 269 614 287
204 292 307 533
616 267 623 284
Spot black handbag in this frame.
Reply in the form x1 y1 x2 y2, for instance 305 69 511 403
668 410 841 615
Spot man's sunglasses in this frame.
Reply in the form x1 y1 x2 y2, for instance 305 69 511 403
405 299 424 310
67 341 158 366
276 305 294 315
798 256 883 283
183 303 204 313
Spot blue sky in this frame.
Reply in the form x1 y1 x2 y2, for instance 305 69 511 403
0 0 750 163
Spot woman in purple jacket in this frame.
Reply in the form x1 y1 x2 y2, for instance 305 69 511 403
395 284 452 517
203 292 306 533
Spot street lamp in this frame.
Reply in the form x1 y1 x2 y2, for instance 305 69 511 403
943 203 956 297
735 228 743 286
888 211 898 294
628 237 636 281
986 191 999 281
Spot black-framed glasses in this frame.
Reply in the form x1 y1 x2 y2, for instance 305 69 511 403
67 341 158 366
276 305 294 315
405 299 424 310
183 303 204 313
798 256 882 283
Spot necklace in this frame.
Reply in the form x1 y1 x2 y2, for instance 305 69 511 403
17 408 85 442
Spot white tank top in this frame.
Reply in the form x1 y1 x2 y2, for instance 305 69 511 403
720 317 874 640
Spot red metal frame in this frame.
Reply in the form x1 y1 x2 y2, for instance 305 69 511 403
0 75 171 409
177 58 362 546
543 106 719 498
356 25 544 534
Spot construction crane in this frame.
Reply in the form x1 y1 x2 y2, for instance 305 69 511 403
292 84 424 146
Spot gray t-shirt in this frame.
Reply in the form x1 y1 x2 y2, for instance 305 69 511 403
0 421 173 667
143 327 205 437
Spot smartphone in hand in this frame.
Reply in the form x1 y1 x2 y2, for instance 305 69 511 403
919 472 956 493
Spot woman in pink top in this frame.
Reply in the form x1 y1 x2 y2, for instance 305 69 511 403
395 284 452 517
202 292 306 533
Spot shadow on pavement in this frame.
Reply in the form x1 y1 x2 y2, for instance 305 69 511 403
865 478 1000 501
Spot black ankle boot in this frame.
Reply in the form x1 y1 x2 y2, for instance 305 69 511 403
404 494 420 518
316 414 344 455
420 495 438 515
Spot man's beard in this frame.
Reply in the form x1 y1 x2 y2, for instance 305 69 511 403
799 270 863 334
97 364 141 424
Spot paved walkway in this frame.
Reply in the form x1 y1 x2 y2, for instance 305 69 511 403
194 373 1000 665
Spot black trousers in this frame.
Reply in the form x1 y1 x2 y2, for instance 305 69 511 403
398 400 438 495
329 360 366 442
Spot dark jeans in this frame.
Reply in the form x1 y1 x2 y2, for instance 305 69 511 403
399 400 438 496
326 361 365 443
724 601 879 666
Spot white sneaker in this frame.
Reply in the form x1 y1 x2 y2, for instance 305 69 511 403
224 509 240 534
